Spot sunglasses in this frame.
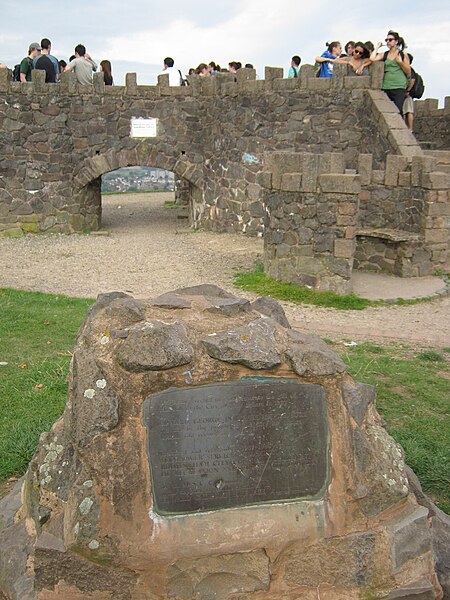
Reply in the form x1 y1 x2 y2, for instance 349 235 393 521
354 49 363 55
385 37 395 42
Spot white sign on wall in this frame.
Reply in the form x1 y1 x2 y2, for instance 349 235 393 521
130 117 158 138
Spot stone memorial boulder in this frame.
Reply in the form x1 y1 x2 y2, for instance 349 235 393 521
0 286 444 599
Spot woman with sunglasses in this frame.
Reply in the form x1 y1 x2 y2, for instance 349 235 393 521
346 42 371 76
370 30 411 112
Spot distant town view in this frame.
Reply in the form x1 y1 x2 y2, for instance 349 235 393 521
102 167 174 193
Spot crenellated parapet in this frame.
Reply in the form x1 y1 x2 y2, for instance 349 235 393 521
0 62 386 97
413 97 450 151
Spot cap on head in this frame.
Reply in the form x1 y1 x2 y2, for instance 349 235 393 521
30 42 41 51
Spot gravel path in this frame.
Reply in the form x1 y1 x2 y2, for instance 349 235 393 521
1 192 449 347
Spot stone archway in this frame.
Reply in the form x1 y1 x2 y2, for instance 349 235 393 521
72 143 205 232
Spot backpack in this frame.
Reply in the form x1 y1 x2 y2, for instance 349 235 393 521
178 69 187 86
409 68 425 99
12 64 21 81
13 57 32 82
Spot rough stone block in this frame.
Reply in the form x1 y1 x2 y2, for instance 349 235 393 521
319 152 344 174
331 63 346 90
358 154 373 186
385 155 409 187
342 380 375 425
422 172 450 190
281 173 302 192
264 67 283 89
115 321 193 372
424 229 448 244
92 71 105 93
398 171 411 187
388 127 421 149
202 318 281 370
0 67 11 92
344 75 370 89
397 145 424 158
282 532 377 587
167 550 270 600
334 238 355 259
306 77 332 91
300 154 319 192
299 64 316 88
368 89 399 113
372 170 385 184
390 506 431 571
250 296 290 328
285 329 346 377
318 174 361 194
370 62 384 89
125 72 138 94
157 72 169 88
386 579 435 599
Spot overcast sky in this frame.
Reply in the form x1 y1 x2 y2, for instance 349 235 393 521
0 0 448 104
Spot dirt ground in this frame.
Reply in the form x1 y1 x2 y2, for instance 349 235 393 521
1 192 449 348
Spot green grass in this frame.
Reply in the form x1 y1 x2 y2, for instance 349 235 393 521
234 262 441 309
0 289 93 480
234 262 375 310
339 342 450 513
0 289 448 514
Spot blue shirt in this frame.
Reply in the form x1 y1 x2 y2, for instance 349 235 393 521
319 50 337 78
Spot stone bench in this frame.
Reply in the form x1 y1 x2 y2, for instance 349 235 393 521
354 228 432 277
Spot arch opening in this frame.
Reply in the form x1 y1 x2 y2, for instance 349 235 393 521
73 146 205 233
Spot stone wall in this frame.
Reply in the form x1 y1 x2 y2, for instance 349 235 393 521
0 63 413 237
263 152 359 294
1 65 448 284
414 98 450 150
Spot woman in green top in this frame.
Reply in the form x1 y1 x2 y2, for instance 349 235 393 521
370 30 411 113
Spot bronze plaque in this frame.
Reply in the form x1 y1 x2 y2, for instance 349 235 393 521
143 380 329 515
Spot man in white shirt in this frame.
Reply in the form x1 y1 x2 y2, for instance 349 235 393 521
159 57 181 86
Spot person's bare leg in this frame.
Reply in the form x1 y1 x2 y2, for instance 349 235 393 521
405 112 413 131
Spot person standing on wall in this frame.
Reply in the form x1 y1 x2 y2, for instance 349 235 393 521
159 57 182 86
288 55 301 78
64 44 97 85
315 42 346 78
33 38 59 83
370 31 410 113
100 60 113 85
20 43 41 82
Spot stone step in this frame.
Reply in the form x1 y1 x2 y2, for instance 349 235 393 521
423 149 450 164
419 141 438 150
434 164 450 174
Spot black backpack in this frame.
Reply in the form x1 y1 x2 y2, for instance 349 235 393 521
178 69 187 86
12 64 21 81
409 67 425 99
13 57 32 82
